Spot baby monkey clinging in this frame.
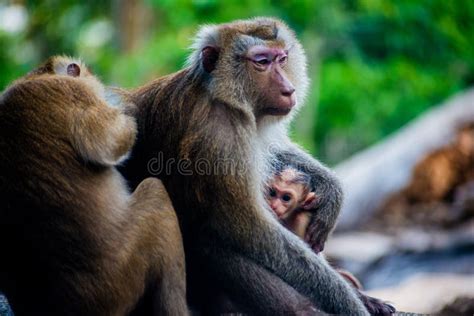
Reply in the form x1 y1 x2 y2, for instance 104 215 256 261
266 166 318 239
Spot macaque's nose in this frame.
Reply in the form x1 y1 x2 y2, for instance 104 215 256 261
270 202 278 211
270 201 282 214
274 67 295 97
281 85 295 97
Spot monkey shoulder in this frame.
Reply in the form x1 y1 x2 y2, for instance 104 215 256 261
181 100 252 160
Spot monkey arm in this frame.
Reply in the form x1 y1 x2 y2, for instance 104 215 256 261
274 142 343 253
70 86 137 167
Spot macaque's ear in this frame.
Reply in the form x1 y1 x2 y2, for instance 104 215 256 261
67 63 81 77
301 192 318 211
201 46 220 73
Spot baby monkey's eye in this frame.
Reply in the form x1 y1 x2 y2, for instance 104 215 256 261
269 188 277 197
282 194 292 202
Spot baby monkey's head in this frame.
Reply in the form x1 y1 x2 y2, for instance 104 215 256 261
266 167 316 220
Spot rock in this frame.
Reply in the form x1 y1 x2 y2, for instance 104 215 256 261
394 221 474 252
325 232 394 263
436 296 474 316
367 273 474 314
334 89 474 231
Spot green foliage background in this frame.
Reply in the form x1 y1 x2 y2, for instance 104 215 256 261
1 0 473 164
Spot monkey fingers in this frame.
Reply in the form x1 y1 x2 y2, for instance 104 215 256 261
358 292 396 316
304 220 326 253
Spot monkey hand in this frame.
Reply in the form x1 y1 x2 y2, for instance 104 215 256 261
358 292 396 316
300 194 328 253
304 218 326 254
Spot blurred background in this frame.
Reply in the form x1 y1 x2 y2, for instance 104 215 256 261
1 0 474 314
1 0 473 164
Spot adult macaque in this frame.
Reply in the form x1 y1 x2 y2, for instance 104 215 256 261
0 56 188 316
121 18 394 315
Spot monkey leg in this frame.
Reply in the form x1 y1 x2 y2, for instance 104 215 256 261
202 250 320 316
129 178 189 316
335 269 395 315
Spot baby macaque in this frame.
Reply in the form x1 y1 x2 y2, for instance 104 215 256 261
266 167 363 291
266 167 318 239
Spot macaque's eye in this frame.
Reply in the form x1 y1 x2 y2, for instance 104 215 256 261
256 59 270 65
278 54 288 65
282 194 292 202
252 54 271 67
250 54 272 71
269 188 277 197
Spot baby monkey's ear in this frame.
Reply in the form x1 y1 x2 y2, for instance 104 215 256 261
301 192 318 211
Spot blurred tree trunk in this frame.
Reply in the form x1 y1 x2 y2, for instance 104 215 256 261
335 88 474 231
113 0 153 53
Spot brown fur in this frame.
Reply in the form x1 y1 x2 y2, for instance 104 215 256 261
120 18 394 315
0 56 188 315
407 123 474 203
375 123 474 228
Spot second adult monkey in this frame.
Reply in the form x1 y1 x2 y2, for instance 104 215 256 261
121 18 394 315
0 56 188 316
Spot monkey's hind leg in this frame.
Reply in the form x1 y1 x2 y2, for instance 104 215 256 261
129 178 189 316
203 249 318 316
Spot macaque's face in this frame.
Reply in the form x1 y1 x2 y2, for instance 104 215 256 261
267 170 306 220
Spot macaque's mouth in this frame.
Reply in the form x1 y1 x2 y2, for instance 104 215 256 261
270 94 296 115
282 93 296 107
274 210 290 220
265 107 292 116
